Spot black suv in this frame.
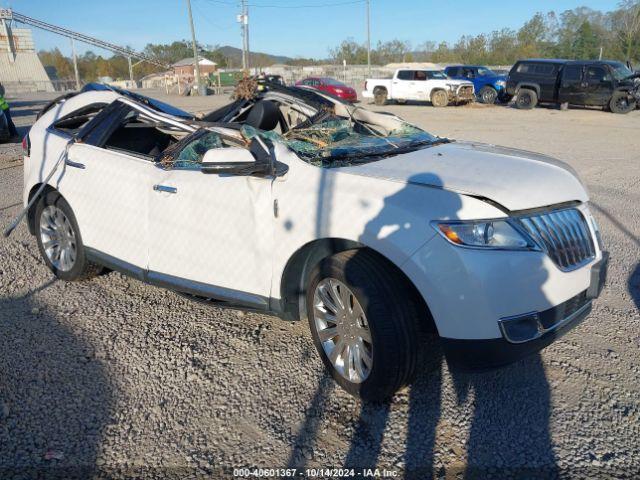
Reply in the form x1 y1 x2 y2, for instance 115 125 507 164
506 59 638 114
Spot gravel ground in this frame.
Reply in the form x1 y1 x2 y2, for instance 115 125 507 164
0 91 639 479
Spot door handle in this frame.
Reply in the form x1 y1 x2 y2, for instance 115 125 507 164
153 185 177 194
66 159 85 169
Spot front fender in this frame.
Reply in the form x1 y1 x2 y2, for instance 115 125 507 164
270 150 506 302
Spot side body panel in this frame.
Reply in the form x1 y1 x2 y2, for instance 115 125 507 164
269 145 506 303
23 90 120 207
361 79 393 98
56 144 151 268
390 71 418 100
558 64 585 105
147 167 274 299
583 64 615 106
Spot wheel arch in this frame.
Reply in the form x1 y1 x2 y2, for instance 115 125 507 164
514 82 540 97
26 183 59 235
278 238 437 334
372 86 388 94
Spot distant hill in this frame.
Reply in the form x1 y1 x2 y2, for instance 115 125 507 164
214 45 293 66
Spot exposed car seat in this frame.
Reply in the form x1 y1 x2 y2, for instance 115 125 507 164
244 100 280 131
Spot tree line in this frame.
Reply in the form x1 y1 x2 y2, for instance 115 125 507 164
329 2 640 65
39 41 230 83
39 2 639 83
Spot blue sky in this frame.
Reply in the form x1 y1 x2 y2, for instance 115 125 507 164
2 0 621 58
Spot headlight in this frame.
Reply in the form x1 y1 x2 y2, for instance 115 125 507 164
495 80 506 87
433 220 534 250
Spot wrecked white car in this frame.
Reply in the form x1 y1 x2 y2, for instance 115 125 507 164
19 83 607 401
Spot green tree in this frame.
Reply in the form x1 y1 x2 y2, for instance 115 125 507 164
38 48 74 79
328 38 367 64
571 21 600 59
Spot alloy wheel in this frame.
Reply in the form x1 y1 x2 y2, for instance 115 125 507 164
39 205 77 272
483 89 497 104
313 278 373 383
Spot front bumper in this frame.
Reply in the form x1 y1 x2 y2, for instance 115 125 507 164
449 85 475 103
442 251 608 370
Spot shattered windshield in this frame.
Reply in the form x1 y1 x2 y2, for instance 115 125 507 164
610 62 634 80
241 118 439 168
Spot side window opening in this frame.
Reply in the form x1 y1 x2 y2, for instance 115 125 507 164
397 70 413 81
563 65 582 82
102 109 189 159
161 129 245 170
586 66 606 82
52 103 108 136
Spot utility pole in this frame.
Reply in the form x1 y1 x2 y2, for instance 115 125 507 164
366 0 371 76
185 0 205 95
245 1 250 72
239 0 250 72
127 56 134 84
70 38 80 90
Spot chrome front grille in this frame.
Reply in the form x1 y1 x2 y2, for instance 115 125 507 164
518 208 596 271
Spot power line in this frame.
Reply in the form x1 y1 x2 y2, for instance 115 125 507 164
193 0 235 31
204 0 365 9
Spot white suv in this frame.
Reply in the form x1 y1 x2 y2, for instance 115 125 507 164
21 84 607 401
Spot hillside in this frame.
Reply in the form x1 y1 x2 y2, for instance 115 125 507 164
214 45 293 66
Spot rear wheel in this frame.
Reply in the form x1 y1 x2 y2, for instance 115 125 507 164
430 89 449 107
515 89 537 110
35 191 101 281
479 86 498 104
306 250 422 401
610 91 636 114
373 88 388 106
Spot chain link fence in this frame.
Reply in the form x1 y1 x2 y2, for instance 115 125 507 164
2 79 80 96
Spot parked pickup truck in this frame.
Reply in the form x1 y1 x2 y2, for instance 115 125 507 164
362 69 474 107
444 65 507 104
506 59 639 113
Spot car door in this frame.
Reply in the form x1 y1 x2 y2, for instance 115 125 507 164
147 129 274 306
54 101 156 269
558 64 584 105
583 65 613 106
392 70 416 100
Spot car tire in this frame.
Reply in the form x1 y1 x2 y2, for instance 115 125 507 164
306 249 421 402
35 191 102 281
479 86 498 104
609 91 636 114
430 89 449 107
515 89 537 110
373 88 388 106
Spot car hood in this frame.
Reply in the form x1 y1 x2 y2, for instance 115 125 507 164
441 79 474 86
337 141 588 211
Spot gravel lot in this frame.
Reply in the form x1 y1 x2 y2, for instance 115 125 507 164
0 90 639 479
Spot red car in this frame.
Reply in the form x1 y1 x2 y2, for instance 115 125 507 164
295 77 358 102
